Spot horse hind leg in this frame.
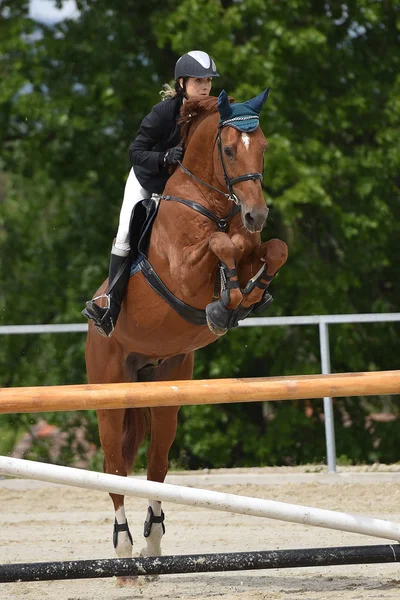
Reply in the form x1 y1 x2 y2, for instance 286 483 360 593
140 404 178 561
86 334 146 586
97 409 135 560
98 405 149 588
139 353 194 560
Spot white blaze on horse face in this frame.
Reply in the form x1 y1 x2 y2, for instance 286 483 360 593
241 132 250 150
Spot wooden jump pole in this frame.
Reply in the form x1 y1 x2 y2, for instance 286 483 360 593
1 456 400 542
0 370 399 414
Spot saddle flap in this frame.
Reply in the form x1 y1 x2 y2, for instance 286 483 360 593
129 195 160 263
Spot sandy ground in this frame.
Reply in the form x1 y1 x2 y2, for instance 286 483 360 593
1 466 400 600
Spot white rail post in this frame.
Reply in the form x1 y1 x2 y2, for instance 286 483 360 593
319 320 337 473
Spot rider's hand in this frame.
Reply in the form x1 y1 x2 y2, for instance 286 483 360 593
163 146 184 167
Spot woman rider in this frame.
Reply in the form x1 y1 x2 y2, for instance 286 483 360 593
82 51 219 337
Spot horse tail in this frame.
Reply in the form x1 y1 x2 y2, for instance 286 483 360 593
122 408 150 473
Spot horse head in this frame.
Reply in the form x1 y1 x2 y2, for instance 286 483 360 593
217 88 269 233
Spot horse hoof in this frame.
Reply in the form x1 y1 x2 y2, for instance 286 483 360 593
206 314 227 336
116 575 139 587
139 548 161 581
140 546 162 559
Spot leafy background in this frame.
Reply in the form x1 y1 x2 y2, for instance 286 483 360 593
1 0 399 469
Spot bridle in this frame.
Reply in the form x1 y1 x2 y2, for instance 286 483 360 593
175 119 263 205
161 117 264 233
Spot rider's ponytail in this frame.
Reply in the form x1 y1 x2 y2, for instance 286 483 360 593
160 78 187 101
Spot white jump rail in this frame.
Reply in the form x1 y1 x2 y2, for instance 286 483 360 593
1 456 400 542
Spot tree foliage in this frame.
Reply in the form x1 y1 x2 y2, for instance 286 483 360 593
1 0 399 468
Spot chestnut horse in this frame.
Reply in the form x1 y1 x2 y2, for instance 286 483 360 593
85 89 288 577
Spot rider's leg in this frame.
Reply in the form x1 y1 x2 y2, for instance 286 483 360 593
82 245 131 337
82 169 151 337
114 168 151 256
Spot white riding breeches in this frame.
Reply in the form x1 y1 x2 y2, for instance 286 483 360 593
114 168 151 255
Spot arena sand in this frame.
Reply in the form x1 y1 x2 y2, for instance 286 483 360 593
1 466 400 600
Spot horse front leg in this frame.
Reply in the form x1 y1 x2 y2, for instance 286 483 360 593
206 232 244 335
240 238 288 310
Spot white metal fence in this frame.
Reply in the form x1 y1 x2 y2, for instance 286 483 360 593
1 313 400 473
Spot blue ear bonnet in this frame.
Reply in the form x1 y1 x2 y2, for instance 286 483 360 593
218 88 269 132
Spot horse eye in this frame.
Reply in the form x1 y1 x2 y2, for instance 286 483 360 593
224 146 233 158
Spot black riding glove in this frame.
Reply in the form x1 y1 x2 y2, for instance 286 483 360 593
163 146 184 167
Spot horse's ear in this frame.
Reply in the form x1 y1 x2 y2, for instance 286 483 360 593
245 88 270 114
218 90 232 120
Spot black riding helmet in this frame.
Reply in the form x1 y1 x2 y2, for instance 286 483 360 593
174 50 220 80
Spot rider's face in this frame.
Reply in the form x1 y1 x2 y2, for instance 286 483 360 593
180 77 213 99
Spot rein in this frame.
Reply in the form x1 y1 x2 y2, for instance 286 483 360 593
176 160 235 202
161 195 240 232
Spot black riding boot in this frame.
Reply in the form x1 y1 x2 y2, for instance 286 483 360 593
82 249 131 337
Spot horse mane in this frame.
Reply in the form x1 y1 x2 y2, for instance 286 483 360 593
179 95 235 146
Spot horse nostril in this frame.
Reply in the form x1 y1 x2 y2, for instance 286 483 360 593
244 208 268 233
245 212 254 227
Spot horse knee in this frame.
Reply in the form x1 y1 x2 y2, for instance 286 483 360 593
266 239 288 260
264 239 288 269
209 232 240 264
